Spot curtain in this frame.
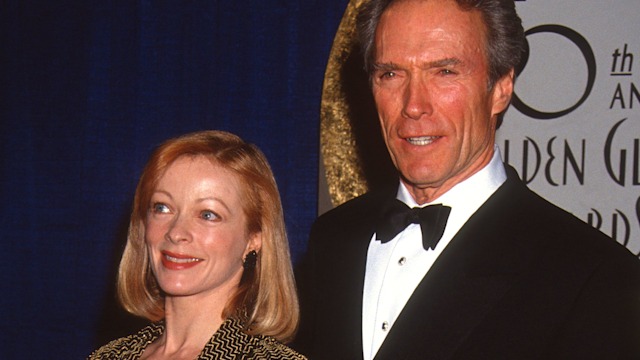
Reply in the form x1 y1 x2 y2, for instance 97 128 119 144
0 0 347 357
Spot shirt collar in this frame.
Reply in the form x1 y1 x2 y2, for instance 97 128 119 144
397 145 506 210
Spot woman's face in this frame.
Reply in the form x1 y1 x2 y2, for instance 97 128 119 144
145 155 260 300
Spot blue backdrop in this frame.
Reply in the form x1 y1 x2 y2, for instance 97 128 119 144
1 1 347 358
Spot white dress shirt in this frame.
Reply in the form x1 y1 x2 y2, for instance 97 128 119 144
361 147 507 360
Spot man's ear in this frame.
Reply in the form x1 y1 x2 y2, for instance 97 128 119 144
490 69 515 117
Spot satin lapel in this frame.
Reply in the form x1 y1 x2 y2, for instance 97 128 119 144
375 167 542 360
334 215 378 356
311 188 395 359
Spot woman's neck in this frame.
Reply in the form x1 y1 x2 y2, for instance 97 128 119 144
141 294 228 360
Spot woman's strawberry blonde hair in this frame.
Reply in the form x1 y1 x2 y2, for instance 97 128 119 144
117 130 299 342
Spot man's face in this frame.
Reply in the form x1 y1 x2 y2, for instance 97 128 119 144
372 0 513 203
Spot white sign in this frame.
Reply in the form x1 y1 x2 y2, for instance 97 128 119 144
500 1 640 256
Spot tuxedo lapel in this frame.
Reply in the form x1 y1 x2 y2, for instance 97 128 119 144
374 168 543 360
334 213 378 356
301 187 396 359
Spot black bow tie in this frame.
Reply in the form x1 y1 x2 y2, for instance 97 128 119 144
376 199 451 250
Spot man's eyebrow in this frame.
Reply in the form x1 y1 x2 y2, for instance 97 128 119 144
371 62 400 72
425 58 461 68
372 58 462 72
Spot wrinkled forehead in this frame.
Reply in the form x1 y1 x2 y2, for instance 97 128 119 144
375 0 488 57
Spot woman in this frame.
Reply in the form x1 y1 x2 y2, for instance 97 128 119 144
89 130 306 359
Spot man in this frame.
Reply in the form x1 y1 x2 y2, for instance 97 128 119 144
295 0 640 359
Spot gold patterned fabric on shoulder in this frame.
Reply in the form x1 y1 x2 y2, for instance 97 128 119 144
200 318 307 359
86 322 163 360
88 318 306 360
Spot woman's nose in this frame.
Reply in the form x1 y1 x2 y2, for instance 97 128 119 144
165 215 192 244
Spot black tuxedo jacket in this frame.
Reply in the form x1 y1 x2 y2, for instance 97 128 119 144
295 166 640 359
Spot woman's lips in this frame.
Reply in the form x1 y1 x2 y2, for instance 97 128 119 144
160 250 203 270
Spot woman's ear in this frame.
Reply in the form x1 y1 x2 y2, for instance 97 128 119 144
246 231 262 254
490 69 515 117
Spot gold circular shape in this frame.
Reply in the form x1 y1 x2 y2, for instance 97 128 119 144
320 0 396 207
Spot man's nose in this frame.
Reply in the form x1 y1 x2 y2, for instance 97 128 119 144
401 77 433 120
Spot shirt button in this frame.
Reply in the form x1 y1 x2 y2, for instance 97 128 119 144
398 257 406 265
382 321 389 331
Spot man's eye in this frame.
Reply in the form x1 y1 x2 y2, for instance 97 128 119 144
440 68 456 75
380 71 397 79
152 203 170 213
201 210 219 221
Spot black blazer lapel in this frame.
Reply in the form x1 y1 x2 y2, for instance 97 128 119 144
297 187 396 359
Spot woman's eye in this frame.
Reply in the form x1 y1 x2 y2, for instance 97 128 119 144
201 210 219 221
152 203 170 214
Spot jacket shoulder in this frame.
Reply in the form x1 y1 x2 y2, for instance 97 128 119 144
495 168 639 270
87 323 162 360
312 188 392 232
246 336 308 359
